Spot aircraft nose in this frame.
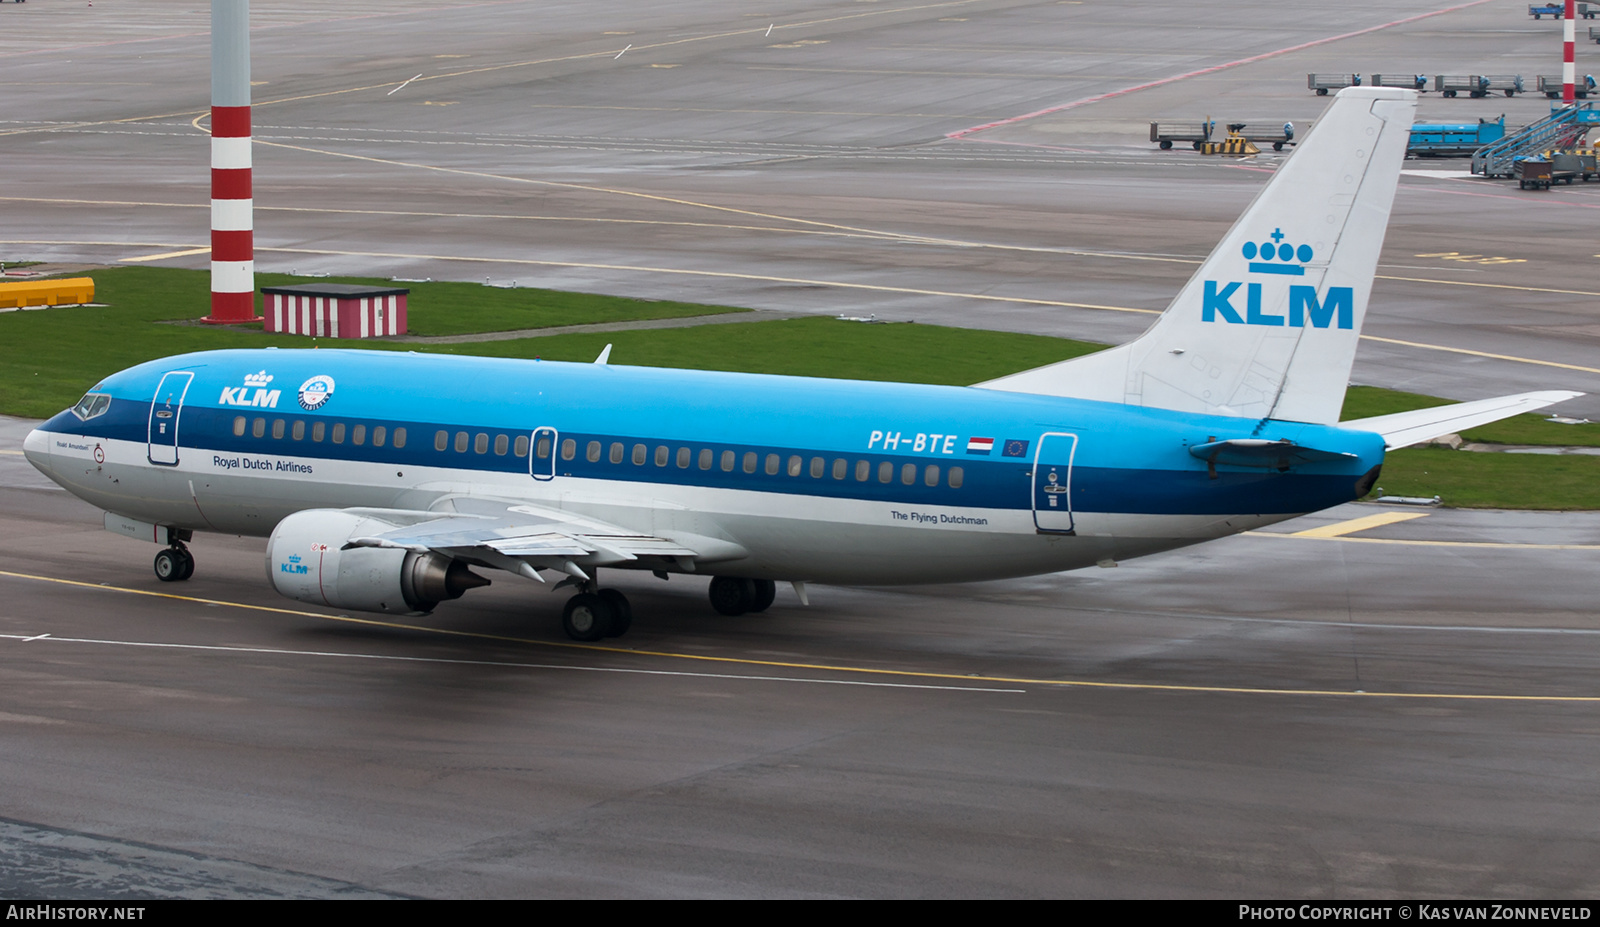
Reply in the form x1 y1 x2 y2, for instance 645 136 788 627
22 426 50 474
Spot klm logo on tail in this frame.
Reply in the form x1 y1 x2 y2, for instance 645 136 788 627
1202 229 1353 330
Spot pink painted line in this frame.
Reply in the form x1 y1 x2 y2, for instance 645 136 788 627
945 0 1497 140
1402 184 1600 210
956 138 1096 154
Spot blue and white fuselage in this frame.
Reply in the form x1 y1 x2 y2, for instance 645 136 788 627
26 348 1386 585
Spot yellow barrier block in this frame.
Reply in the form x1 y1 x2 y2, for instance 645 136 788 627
0 277 95 309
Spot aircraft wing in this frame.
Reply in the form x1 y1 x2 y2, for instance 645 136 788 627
338 496 744 582
1340 390 1584 450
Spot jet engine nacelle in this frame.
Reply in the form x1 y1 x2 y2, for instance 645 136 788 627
266 509 488 615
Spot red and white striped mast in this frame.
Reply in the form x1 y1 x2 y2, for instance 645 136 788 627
1563 0 1577 106
205 0 257 323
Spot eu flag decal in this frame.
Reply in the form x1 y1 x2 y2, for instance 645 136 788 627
1002 439 1029 458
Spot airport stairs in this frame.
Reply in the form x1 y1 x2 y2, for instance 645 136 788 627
1472 102 1596 177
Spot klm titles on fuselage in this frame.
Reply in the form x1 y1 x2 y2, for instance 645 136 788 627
1202 230 1354 330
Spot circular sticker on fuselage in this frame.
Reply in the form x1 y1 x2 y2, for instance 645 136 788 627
297 375 336 410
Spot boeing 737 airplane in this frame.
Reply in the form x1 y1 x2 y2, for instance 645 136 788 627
21 88 1581 641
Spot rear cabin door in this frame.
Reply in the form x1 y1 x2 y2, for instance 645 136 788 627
147 371 194 466
1031 431 1078 535
529 427 558 481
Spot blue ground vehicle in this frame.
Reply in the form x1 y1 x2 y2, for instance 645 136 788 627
1408 116 1505 156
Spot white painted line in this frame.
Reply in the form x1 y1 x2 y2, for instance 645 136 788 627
387 74 423 96
766 23 773 36
614 44 631 60
0 634 1024 694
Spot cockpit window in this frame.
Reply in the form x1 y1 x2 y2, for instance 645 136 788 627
71 392 112 420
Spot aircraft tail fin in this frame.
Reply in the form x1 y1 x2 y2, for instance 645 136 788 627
1342 390 1583 450
978 87 1418 425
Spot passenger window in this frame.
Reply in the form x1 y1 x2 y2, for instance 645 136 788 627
878 461 893 483
477 433 491 455
332 423 346 444
901 463 916 485
233 416 246 437
742 452 757 474
788 455 803 477
610 442 624 464
561 439 576 461
393 427 406 449
534 436 550 459
833 459 846 480
313 421 326 443
455 432 468 453
765 453 780 475
948 466 964 489
252 418 266 438
271 419 285 440
810 457 824 479
435 430 448 452
372 425 386 447
677 447 690 469
514 435 529 457
655 445 669 467
856 460 870 482
494 434 509 456
721 450 735 472
924 464 940 487
587 441 602 462
633 444 647 465
699 448 713 470
352 424 366 446
292 420 306 441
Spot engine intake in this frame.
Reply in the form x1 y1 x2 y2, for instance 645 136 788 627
267 509 489 615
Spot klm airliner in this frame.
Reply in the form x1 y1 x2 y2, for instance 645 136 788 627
22 89 1580 641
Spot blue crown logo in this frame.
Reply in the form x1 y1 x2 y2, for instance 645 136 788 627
1241 228 1312 276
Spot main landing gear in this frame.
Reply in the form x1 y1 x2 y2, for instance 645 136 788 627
558 574 780 640
708 576 776 617
560 583 633 642
153 542 194 582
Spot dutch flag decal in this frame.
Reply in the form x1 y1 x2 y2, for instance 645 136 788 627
966 436 994 455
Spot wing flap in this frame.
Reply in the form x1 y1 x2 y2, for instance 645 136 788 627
340 499 720 578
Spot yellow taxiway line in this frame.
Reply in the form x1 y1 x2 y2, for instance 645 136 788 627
3 567 1599 703
1290 511 1431 538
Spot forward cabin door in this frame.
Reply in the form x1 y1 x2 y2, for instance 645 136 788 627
146 371 194 466
1031 431 1078 535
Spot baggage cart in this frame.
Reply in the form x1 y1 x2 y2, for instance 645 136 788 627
1371 74 1428 91
1307 73 1360 95
1550 152 1593 181
1539 74 1596 98
1435 74 1489 98
1530 3 1563 17
1481 74 1525 97
1150 120 1214 150
1518 158 1554 189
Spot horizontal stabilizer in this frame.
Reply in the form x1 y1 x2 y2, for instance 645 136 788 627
1188 438 1357 470
1342 390 1584 450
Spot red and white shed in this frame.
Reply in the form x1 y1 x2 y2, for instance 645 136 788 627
261 283 409 338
